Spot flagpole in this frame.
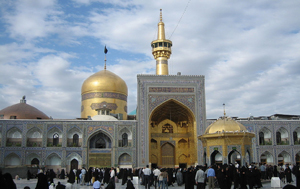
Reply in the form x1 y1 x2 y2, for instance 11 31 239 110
104 54 106 70
104 45 108 70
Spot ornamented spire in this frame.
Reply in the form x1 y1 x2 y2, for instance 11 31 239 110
104 46 108 70
151 9 172 75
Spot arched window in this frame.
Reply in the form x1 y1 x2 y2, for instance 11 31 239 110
31 158 39 166
276 132 281 145
259 132 265 145
122 133 128 147
73 134 79 147
293 131 298 144
96 138 106 148
53 133 59 146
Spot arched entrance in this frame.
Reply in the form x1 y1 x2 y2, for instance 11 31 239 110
211 150 222 165
228 150 241 165
88 132 112 168
260 151 274 164
31 158 40 166
149 99 195 167
70 159 78 170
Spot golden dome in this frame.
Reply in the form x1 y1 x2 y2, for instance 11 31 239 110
204 117 247 134
0 98 49 119
81 69 127 95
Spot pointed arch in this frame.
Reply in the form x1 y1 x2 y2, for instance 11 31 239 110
89 131 112 149
293 128 300 145
67 127 82 147
150 139 157 148
278 151 291 165
118 153 132 165
5 153 21 166
276 127 289 145
178 154 187 163
25 153 41 165
46 153 62 166
260 151 274 164
258 127 272 145
211 150 222 165
66 152 82 167
6 127 22 147
151 154 158 164
26 127 43 147
178 139 188 149
228 150 241 164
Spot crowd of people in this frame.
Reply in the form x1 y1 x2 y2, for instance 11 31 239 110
1 162 300 189
136 162 300 189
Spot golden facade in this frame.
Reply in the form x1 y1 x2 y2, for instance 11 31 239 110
149 100 197 168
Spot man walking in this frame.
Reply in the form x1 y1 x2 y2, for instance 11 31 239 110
195 166 205 189
206 165 216 189
153 167 161 189
143 165 151 189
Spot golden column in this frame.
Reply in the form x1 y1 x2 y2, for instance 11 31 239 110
151 9 172 75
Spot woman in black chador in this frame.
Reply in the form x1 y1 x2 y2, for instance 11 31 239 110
59 169 65 179
239 166 248 189
184 167 194 189
122 169 128 185
36 172 49 189
27 170 31 180
68 169 75 184
285 165 293 184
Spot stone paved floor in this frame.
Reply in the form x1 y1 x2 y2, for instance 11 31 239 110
14 177 296 189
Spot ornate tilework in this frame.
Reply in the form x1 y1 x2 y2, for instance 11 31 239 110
82 92 127 101
47 124 63 132
91 102 117 110
87 125 114 136
149 95 195 114
149 87 194 93
124 106 127 113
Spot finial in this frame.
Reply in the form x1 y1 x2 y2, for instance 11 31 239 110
223 103 226 117
160 9 162 22
104 46 108 70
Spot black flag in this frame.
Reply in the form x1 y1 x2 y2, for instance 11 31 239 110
104 46 108 54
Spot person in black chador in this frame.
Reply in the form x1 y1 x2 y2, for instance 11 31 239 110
104 168 110 184
36 172 49 189
217 167 226 189
285 164 293 184
126 179 135 189
240 166 248 189
59 169 65 179
3 173 17 189
76 169 81 184
233 168 240 189
184 167 194 189
56 181 66 189
122 169 128 185
27 170 31 180
0 170 9 189
68 169 75 184
246 166 256 189
254 166 263 188
292 164 300 189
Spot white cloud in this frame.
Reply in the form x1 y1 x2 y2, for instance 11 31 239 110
0 0 300 119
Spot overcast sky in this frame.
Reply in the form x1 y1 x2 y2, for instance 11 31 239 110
0 0 299 119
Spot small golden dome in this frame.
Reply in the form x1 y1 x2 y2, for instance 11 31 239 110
81 70 128 95
204 117 247 134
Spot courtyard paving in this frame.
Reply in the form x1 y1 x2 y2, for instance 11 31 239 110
14 176 295 189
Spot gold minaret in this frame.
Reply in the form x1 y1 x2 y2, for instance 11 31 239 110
151 9 172 75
